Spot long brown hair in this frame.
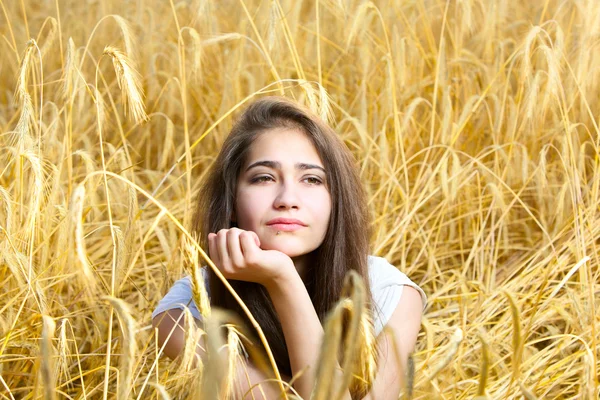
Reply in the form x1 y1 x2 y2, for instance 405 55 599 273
193 96 372 378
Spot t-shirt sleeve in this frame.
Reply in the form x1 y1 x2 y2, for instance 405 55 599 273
394 270 427 310
151 272 208 321
369 256 427 336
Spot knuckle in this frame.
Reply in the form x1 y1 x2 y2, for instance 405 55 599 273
226 229 238 238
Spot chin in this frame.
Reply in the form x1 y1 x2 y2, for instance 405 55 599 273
262 240 313 258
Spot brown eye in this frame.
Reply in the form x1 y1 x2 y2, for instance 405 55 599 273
251 175 274 183
304 176 323 185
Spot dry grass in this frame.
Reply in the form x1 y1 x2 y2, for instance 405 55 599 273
0 0 599 398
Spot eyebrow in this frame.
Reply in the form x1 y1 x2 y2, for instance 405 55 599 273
245 160 326 174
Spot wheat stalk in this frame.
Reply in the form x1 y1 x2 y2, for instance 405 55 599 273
40 315 56 400
37 16 57 57
62 37 78 99
103 46 148 124
103 296 138 400
183 235 211 318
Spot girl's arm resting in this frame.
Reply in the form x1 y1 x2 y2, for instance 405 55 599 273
265 274 352 400
266 276 423 400
150 287 423 400
152 309 193 360
233 360 294 399
152 309 292 399
363 286 424 400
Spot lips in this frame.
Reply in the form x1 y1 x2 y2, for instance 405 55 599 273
266 218 307 226
266 218 307 232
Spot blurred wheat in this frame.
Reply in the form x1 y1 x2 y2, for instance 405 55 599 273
0 0 599 398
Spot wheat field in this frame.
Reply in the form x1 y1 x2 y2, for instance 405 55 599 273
0 0 599 398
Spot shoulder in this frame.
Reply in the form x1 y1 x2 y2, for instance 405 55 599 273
366 255 427 337
368 255 427 336
151 268 210 321
367 255 427 310
367 255 404 284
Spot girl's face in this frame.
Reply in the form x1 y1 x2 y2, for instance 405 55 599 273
235 127 332 258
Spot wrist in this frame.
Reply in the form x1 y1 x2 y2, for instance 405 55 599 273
264 262 301 294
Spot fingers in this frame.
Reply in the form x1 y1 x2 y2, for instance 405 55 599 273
226 229 244 268
216 229 231 270
239 231 260 264
208 232 219 266
209 229 258 272
250 231 261 247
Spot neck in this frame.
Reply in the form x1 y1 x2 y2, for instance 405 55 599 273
291 252 312 283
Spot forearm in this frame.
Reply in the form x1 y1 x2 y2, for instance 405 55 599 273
266 275 351 399
233 359 293 399
155 310 291 399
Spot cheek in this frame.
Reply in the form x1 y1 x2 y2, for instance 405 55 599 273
307 190 332 225
235 191 268 229
235 202 255 229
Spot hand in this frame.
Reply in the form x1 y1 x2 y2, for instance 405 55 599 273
207 228 296 289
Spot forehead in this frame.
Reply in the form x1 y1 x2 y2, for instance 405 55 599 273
245 128 323 164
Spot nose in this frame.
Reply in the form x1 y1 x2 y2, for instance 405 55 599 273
273 180 300 210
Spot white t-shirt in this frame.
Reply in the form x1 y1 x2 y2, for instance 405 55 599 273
152 255 427 336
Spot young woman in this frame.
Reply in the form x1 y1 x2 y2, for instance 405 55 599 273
152 97 427 399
